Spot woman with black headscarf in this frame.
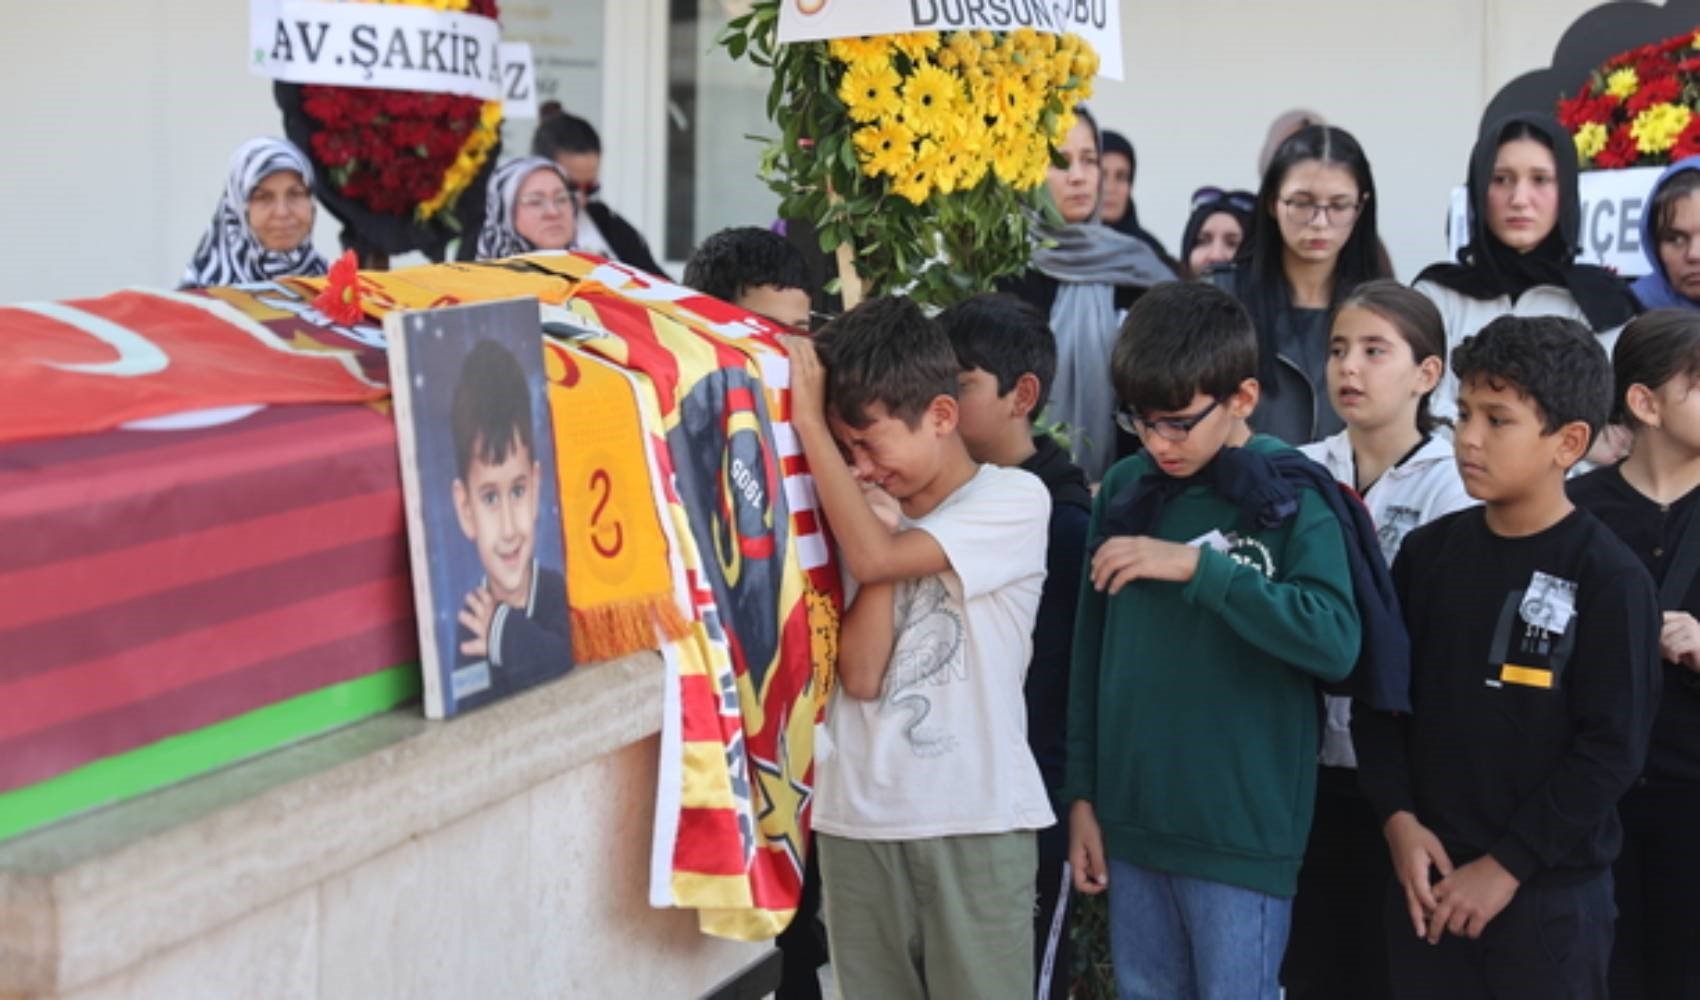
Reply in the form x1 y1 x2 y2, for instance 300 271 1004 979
181 137 328 288
1414 113 1640 423
1002 107 1176 481
1178 186 1256 280
1099 130 1182 275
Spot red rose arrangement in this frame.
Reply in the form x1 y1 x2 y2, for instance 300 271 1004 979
1559 26 1700 169
298 0 503 222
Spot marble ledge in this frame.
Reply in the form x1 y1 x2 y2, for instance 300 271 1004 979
0 650 666 997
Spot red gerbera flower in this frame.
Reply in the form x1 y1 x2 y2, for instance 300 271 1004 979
1627 74 1682 113
1594 124 1641 169
313 251 364 326
1662 28 1699 55
1558 91 1619 130
1671 117 1700 161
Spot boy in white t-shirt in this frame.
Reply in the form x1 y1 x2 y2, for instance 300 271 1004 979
782 297 1054 1000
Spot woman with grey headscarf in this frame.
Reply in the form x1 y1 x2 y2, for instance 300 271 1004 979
181 137 328 288
476 156 577 260
1002 106 1175 480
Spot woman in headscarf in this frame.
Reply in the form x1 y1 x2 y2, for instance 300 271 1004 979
181 137 328 288
1002 106 1175 481
1633 156 1700 311
1099 129 1182 275
475 156 578 260
1212 124 1391 445
1257 108 1326 177
1414 113 1640 424
1178 186 1256 279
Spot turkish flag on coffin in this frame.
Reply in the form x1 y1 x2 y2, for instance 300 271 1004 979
0 289 386 446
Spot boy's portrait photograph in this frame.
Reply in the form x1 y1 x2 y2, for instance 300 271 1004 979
391 299 572 717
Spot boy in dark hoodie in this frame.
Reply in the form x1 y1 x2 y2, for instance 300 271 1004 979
1354 316 1660 998
939 293 1090 1000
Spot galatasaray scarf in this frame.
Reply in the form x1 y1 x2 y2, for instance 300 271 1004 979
287 252 840 939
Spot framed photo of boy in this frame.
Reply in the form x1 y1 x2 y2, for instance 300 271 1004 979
386 298 574 718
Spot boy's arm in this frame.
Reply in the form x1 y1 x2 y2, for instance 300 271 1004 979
783 336 951 586
490 604 571 677
1177 490 1360 682
1485 566 1661 883
1353 545 1455 939
1029 506 1090 792
837 580 896 700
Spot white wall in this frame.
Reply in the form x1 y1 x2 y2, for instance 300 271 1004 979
0 0 1637 303
1088 0 1627 281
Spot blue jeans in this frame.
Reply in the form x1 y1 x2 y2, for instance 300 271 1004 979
1107 860 1293 1000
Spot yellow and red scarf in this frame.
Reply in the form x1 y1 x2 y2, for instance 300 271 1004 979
288 252 840 939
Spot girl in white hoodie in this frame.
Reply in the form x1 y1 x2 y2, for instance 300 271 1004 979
1284 279 1475 1000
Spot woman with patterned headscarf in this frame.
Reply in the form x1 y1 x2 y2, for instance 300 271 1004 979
181 137 328 288
476 156 577 260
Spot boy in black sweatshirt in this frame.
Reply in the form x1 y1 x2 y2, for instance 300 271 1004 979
1354 315 1661 999
939 293 1091 1000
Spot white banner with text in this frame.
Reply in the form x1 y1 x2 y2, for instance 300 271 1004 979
250 0 537 115
776 0 1124 79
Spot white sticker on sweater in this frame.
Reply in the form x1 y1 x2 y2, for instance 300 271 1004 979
1520 571 1577 636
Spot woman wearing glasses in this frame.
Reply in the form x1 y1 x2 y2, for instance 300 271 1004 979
476 157 578 261
1004 106 1175 481
1212 124 1390 445
181 137 328 288
1414 113 1638 425
1178 187 1256 280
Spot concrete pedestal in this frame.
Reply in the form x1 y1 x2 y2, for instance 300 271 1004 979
0 653 770 998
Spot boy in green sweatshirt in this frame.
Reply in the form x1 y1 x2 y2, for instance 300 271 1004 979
1063 282 1361 1000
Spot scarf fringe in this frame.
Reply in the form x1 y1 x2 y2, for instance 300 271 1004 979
571 594 692 664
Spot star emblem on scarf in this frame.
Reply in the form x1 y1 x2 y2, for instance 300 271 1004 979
752 712 813 879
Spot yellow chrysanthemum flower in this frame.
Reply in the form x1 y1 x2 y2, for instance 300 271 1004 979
901 63 963 137
993 136 1035 186
1573 122 1610 161
1606 67 1640 100
1632 102 1692 154
973 30 996 49
838 58 903 123
1022 156 1050 190
375 0 469 9
952 121 992 190
891 31 941 62
1056 32 1081 54
1046 54 1073 87
830 36 890 66
1071 46 1100 80
947 31 980 65
1055 109 1079 143
993 73 1040 128
853 120 917 178
892 140 940 205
